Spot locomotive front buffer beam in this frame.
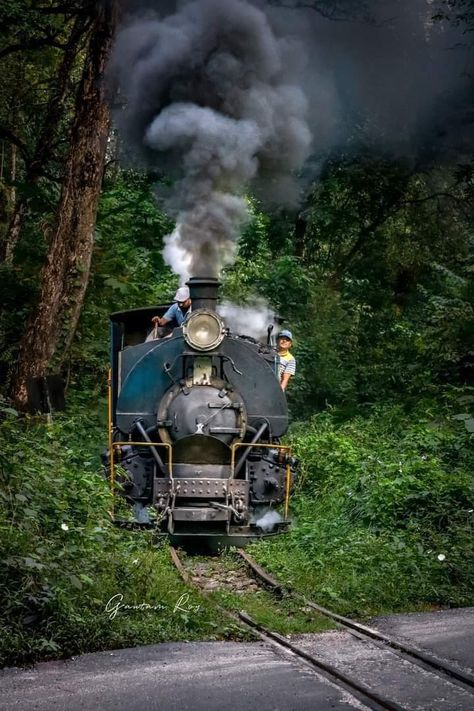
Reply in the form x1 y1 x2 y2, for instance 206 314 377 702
153 478 250 533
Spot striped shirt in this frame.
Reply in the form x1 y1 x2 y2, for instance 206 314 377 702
278 351 296 379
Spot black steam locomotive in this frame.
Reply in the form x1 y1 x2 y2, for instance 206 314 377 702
106 277 297 545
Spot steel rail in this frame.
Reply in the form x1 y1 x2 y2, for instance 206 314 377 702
238 610 405 711
238 549 474 693
169 547 408 711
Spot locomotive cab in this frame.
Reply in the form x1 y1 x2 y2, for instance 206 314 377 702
107 277 297 546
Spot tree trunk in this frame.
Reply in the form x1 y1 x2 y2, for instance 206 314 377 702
0 143 17 254
11 2 118 409
3 160 22 265
58 217 95 369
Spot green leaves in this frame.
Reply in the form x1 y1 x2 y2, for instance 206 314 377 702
452 412 474 432
103 276 130 295
464 419 474 433
0 396 18 418
0 396 233 668
250 393 474 616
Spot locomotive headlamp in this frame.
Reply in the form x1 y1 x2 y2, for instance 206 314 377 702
183 310 225 351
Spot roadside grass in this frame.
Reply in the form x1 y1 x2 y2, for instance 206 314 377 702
1 386 472 665
249 391 474 618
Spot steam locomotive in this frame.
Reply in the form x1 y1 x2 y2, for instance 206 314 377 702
106 277 297 545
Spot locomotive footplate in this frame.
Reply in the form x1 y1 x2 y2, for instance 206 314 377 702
154 478 173 496
227 480 249 498
153 477 251 533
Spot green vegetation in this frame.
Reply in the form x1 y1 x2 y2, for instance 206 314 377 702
176 551 334 634
213 588 334 635
1 154 473 665
0 396 244 668
251 392 474 616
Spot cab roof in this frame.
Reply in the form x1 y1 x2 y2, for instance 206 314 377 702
109 305 170 327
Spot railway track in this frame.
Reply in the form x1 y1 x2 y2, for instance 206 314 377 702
170 546 474 711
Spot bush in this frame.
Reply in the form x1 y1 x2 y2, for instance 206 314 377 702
251 390 474 615
0 396 231 668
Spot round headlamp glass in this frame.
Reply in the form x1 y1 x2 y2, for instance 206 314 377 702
183 310 225 351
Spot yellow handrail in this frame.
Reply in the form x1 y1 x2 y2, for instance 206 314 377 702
107 368 114 516
107 371 173 514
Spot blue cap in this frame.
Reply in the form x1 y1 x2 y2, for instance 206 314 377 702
278 329 293 340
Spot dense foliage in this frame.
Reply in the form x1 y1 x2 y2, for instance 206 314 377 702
223 159 474 414
252 391 474 614
0 394 242 668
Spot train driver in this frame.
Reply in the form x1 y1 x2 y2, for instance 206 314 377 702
277 329 296 391
147 286 192 340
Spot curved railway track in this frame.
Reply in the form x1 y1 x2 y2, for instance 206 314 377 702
170 546 474 711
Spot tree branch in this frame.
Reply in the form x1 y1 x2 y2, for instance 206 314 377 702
329 192 405 284
268 0 376 24
0 126 30 163
32 1 94 15
0 36 68 61
400 191 464 206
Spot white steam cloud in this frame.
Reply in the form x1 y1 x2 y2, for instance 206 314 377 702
253 509 283 533
217 299 276 341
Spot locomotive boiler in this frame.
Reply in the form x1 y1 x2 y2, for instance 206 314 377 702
106 277 297 545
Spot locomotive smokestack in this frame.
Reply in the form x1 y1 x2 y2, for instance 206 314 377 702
187 277 221 312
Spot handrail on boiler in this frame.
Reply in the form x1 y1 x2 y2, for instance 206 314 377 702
107 368 173 516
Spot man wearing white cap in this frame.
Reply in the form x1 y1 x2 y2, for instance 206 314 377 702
149 286 192 338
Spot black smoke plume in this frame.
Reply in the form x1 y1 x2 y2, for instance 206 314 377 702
110 1 474 281
110 0 311 282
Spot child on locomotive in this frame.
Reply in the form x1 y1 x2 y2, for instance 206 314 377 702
277 329 296 391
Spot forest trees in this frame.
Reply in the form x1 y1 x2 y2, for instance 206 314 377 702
0 2 118 408
0 2 91 260
220 153 474 413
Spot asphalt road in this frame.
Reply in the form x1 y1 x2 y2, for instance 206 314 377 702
1 608 473 711
369 607 474 672
0 641 365 711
